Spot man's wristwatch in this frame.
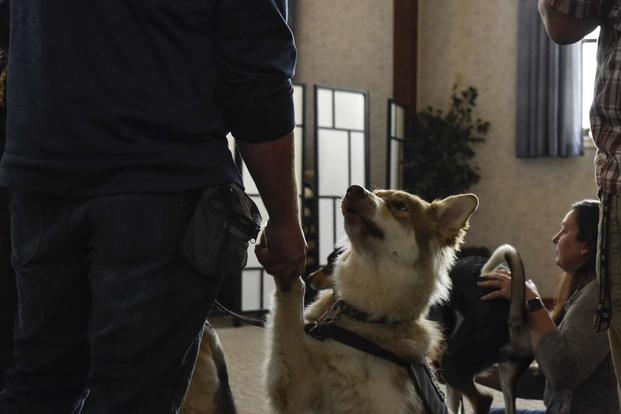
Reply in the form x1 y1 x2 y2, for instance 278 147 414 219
526 297 545 313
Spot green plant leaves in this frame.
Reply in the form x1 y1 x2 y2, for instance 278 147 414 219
403 85 490 201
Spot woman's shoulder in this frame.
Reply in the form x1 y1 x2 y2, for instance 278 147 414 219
580 278 598 294
568 278 599 306
560 279 601 332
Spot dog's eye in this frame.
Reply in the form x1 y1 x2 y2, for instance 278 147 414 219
392 200 408 211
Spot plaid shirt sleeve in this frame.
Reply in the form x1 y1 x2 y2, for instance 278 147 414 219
549 0 607 19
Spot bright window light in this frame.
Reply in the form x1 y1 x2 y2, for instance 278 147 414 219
582 27 600 135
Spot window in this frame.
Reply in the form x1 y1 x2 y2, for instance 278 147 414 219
387 100 405 189
582 27 599 137
314 86 368 265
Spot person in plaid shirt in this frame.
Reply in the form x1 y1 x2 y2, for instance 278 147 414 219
539 0 621 407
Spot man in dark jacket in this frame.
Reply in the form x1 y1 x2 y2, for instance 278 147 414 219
0 1 306 412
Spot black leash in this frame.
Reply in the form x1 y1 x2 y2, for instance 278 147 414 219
305 322 448 414
214 300 265 328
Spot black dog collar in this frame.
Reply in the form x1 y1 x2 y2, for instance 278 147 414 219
337 300 396 324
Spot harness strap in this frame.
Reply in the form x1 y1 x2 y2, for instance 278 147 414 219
305 323 448 414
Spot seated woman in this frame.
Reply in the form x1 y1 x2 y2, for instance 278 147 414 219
478 200 619 414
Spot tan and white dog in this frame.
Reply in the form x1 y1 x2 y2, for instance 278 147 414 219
265 185 478 414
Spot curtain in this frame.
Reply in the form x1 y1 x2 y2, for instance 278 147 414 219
516 0 583 158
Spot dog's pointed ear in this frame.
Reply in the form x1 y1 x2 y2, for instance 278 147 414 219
431 194 479 247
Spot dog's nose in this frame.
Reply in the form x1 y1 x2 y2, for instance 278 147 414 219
346 185 366 199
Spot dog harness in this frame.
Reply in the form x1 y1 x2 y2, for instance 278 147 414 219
304 299 448 414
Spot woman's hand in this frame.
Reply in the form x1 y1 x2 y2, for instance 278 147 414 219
478 270 542 302
478 270 512 301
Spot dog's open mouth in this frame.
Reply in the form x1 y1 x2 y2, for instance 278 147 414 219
343 207 359 217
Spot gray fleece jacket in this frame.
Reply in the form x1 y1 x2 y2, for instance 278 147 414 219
537 279 619 414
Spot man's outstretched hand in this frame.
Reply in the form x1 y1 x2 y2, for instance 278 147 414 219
255 219 307 291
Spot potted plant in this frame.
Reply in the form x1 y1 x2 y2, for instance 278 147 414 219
403 85 490 201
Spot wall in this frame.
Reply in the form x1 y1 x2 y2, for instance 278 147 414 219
293 0 394 189
418 1 598 296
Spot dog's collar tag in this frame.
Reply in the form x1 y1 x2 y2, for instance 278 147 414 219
318 301 343 326
304 301 343 339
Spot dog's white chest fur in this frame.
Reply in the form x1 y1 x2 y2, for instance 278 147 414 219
306 339 422 413
265 279 431 414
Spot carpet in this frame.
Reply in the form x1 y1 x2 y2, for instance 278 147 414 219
212 317 546 414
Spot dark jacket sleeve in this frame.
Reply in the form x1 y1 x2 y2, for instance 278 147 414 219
0 0 8 51
214 0 296 143
0 0 8 155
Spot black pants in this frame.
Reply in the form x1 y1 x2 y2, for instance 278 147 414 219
0 189 16 390
0 190 223 413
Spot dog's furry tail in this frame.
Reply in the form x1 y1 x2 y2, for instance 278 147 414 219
181 322 237 414
481 244 518 275
482 244 531 357
207 323 237 414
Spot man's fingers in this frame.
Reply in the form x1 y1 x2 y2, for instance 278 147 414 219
253 220 306 291
254 249 304 280
254 245 273 268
